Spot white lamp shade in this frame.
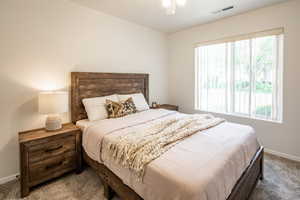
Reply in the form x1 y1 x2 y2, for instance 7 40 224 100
39 91 68 114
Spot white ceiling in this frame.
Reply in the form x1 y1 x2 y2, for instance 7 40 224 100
71 0 288 33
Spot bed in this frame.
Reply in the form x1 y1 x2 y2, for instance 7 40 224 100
71 72 264 200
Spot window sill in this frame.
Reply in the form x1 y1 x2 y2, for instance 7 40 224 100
194 108 283 124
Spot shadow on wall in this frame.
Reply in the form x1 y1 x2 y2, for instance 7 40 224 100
0 74 68 177
0 75 39 177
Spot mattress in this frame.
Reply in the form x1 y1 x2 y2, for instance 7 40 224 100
77 109 260 200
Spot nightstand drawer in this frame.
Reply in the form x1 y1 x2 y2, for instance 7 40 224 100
19 123 82 197
29 151 76 183
28 135 76 163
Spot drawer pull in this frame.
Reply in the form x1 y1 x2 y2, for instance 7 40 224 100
45 145 63 153
45 159 65 170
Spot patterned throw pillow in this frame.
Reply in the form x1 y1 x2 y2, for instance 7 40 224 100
105 97 137 118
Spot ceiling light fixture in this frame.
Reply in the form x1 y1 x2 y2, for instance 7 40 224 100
162 0 186 15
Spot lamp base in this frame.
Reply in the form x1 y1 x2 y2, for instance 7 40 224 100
45 115 62 131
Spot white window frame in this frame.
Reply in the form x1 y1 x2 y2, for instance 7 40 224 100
194 28 284 123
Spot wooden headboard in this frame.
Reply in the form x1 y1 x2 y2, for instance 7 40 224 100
71 72 149 123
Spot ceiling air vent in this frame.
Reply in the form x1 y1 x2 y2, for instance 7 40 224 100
212 6 234 14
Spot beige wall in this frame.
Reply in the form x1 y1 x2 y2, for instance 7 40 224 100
1 0 299 181
168 0 300 158
0 0 169 179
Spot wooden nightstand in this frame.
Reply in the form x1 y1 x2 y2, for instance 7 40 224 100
152 104 179 111
19 123 82 197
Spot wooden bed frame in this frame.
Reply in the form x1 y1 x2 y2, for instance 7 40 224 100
71 72 264 200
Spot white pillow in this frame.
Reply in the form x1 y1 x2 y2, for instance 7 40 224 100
118 93 149 111
82 94 118 121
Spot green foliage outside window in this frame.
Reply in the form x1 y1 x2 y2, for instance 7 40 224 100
255 105 272 117
205 80 272 93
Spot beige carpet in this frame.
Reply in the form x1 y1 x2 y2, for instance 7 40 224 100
1 153 299 200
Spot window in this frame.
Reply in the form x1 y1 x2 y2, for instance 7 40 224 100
195 28 283 122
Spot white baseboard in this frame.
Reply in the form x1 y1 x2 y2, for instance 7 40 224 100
265 148 300 162
0 173 19 185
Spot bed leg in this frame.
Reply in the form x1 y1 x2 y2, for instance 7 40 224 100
103 182 114 200
260 148 264 180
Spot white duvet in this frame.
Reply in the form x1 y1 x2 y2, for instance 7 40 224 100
77 109 260 200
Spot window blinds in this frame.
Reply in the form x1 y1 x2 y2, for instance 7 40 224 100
194 28 284 122
195 28 284 47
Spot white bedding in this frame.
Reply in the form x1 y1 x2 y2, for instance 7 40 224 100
77 109 260 200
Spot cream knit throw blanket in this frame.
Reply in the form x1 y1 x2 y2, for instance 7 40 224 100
102 114 225 180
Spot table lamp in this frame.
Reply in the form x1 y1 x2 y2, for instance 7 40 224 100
38 91 68 131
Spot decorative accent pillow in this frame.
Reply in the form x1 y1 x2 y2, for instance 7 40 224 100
118 93 149 111
106 97 137 118
82 94 118 121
